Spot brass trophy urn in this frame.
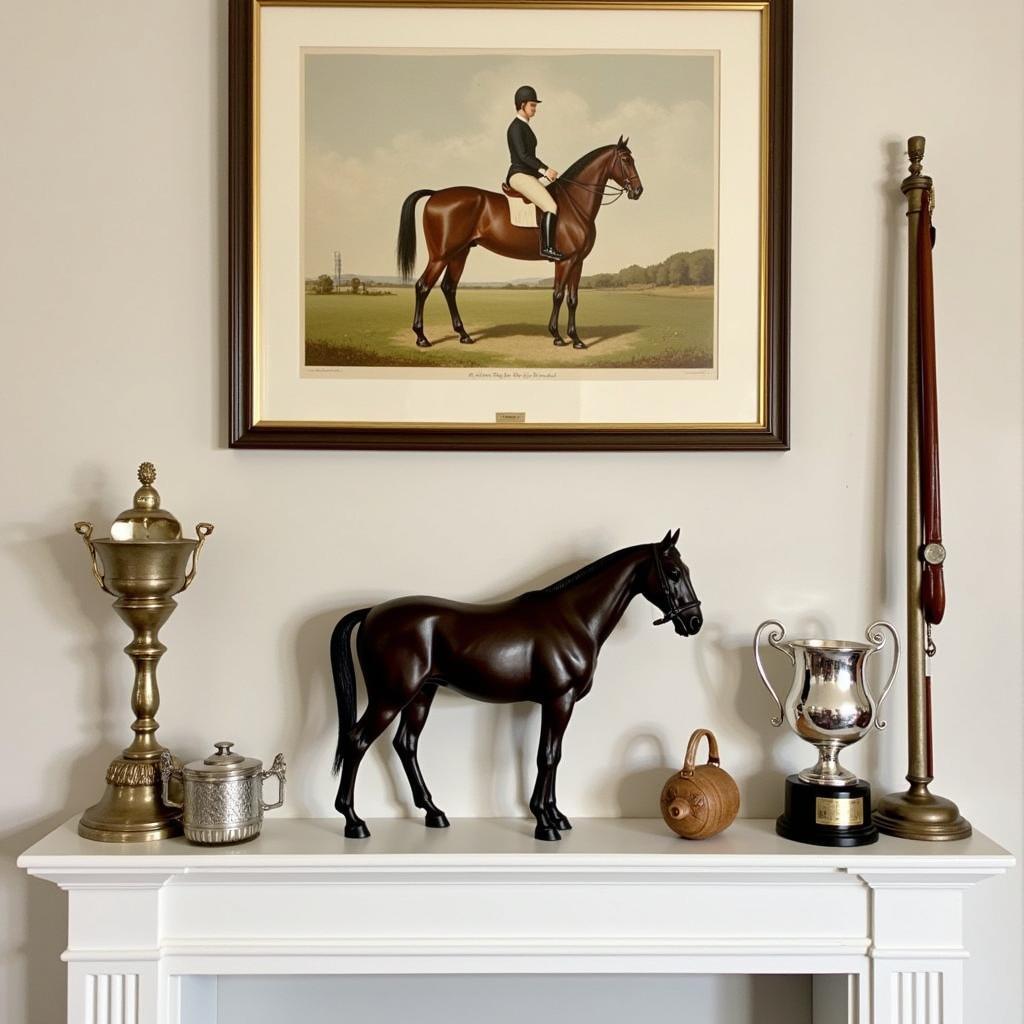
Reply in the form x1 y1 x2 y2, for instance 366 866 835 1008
74 462 213 842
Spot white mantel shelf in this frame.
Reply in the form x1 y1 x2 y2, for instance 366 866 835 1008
19 817 1013 1024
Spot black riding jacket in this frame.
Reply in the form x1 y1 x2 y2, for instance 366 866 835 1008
506 117 548 183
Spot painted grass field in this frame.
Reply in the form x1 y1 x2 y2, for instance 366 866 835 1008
305 286 713 370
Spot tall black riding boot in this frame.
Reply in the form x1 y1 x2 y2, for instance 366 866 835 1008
540 212 566 261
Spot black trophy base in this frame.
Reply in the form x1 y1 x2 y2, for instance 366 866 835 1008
776 774 878 848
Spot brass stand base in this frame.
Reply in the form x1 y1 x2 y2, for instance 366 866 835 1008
78 757 182 843
874 781 972 842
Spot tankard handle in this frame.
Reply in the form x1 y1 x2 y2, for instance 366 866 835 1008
865 621 901 730
158 751 184 810
260 753 286 812
753 620 791 728
74 522 114 595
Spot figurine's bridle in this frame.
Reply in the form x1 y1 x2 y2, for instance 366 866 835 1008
650 544 701 628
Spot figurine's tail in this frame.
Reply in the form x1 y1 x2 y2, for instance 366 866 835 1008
330 607 371 775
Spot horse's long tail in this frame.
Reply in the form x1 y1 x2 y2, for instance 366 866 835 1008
396 189 435 282
330 607 371 774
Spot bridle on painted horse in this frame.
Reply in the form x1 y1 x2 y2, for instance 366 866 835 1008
559 149 638 207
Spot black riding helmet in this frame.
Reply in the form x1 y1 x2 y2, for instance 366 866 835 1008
514 85 542 109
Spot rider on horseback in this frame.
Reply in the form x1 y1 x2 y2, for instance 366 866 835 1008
506 85 566 262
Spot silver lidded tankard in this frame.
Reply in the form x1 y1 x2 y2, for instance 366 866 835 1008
754 621 900 786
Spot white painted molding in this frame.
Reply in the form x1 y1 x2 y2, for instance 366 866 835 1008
19 817 1012 1024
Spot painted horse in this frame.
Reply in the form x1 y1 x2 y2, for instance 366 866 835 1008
395 137 643 350
330 530 701 842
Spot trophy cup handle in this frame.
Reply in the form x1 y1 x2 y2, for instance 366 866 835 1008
181 522 215 592
260 753 287 812
754 620 791 727
865 621 901 729
158 751 184 809
74 522 115 595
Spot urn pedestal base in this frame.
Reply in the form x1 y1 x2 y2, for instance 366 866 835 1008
776 774 878 848
78 756 183 843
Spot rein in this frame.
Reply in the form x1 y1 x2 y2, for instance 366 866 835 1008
556 148 636 207
558 178 628 206
649 544 701 628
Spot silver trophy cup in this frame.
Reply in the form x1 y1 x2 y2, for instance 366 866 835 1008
754 621 900 786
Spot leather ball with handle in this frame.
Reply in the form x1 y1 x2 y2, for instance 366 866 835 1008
660 729 740 839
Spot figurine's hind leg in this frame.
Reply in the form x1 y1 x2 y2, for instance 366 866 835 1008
393 683 449 828
335 699 401 838
530 693 575 841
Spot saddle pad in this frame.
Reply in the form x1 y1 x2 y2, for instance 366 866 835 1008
506 194 539 229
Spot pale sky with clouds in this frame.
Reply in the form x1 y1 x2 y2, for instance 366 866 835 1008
304 51 715 282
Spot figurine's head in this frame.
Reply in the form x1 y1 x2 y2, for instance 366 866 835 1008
641 529 702 636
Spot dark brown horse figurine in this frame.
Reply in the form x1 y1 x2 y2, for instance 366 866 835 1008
396 138 643 350
331 530 701 841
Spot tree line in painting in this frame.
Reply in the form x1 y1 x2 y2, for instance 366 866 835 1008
579 248 714 289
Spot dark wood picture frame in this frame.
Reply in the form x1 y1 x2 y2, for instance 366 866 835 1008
229 0 791 451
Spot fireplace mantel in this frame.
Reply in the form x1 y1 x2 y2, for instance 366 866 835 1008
19 816 1012 1024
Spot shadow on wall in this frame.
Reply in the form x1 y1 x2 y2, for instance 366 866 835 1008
4 485 140 1024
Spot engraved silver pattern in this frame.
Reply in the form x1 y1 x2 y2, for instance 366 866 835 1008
159 745 286 844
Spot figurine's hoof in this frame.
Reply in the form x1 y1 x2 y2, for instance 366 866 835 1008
416 337 432 348
344 822 370 839
425 811 450 829
459 336 475 345
572 341 586 350
534 826 562 842
553 816 572 830
553 338 568 347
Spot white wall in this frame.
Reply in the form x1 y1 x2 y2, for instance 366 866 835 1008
1 2 1020 1022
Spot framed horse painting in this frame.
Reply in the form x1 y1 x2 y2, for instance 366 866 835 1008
229 0 791 450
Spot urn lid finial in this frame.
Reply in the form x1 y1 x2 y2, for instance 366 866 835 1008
109 462 183 541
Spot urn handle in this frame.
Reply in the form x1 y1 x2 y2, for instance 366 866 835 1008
158 751 184 809
753 620 791 727
864 621 901 730
682 728 721 777
74 522 114 595
260 753 286 812
181 522 215 592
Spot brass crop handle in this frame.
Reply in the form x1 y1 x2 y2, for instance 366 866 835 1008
260 753 287 812
74 522 114 595
181 522 215 592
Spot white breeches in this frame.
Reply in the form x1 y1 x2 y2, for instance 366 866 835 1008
509 172 558 214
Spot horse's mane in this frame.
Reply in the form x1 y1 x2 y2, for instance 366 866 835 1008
554 144 619 185
536 544 646 595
